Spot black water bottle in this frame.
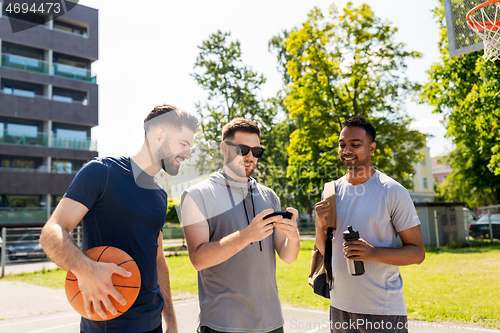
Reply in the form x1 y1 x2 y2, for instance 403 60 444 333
343 225 365 276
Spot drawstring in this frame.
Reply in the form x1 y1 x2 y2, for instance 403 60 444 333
222 171 262 251
242 187 261 251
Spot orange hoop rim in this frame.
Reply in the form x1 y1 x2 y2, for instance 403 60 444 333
466 0 500 32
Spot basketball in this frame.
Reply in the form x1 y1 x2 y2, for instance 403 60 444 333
65 246 141 321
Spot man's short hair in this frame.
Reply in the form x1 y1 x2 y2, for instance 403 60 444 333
342 115 376 142
144 104 201 134
222 118 260 141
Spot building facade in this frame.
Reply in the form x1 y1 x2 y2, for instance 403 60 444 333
0 3 98 226
431 155 452 185
410 146 436 203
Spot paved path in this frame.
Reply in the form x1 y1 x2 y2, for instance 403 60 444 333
1 279 498 333
0 261 498 333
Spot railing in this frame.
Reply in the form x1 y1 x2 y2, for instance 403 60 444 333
0 53 96 83
0 130 97 151
53 63 96 83
0 53 49 74
0 208 49 224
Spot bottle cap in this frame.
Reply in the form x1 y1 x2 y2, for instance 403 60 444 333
343 225 360 241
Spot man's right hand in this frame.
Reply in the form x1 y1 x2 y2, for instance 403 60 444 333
242 208 281 243
75 261 131 320
314 200 330 230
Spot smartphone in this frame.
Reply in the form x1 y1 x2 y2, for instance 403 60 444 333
263 211 293 220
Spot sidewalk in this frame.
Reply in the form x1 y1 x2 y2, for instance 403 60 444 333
1 276 498 333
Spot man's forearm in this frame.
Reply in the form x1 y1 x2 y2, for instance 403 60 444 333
314 225 327 256
278 236 300 264
189 230 250 271
40 221 91 274
158 257 177 332
372 244 425 266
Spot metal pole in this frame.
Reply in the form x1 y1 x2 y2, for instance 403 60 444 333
488 211 493 242
434 210 440 250
1 227 6 278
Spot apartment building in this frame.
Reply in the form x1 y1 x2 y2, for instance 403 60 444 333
0 2 98 226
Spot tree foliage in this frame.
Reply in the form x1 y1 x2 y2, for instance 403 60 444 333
269 2 426 216
191 30 277 173
420 1 500 205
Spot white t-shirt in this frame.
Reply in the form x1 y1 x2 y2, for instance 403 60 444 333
329 170 420 315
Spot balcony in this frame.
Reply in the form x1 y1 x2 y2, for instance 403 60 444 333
0 53 49 75
0 130 97 151
52 63 96 83
0 53 96 83
0 208 49 224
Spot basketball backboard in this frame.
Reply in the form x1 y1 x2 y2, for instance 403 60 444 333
444 0 484 57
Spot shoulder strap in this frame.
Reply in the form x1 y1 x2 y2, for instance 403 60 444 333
323 181 337 230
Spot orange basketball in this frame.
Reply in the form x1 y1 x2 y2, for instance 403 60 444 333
65 246 141 321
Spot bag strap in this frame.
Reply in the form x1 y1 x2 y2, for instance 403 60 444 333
323 181 337 229
323 181 336 288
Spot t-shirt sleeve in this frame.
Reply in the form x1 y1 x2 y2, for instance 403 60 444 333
389 186 421 233
63 159 109 210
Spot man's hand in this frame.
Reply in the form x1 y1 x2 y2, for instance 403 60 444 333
273 207 299 241
314 200 330 230
343 238 377 263
75 261 131 320
241 208 279 243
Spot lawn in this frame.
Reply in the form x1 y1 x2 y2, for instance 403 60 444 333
3 240 500 327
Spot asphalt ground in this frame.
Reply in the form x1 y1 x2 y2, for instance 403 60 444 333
1 275 499 333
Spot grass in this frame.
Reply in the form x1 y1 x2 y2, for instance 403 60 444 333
3 240 500 327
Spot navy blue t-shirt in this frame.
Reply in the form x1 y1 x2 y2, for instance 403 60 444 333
64 156 167 333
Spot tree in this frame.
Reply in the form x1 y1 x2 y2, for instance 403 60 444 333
191 30 276 174
269 2 426 219
420 1 500 205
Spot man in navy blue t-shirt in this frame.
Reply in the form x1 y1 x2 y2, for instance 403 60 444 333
40 104 200 333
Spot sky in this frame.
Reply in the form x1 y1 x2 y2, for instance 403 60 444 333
77 0 453 159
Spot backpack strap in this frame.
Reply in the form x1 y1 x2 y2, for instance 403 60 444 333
323 181 337 230
323 181 336 288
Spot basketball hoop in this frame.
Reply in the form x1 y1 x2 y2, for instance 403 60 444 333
466 0 500 61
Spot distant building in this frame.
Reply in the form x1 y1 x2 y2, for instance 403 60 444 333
409 146 435 203
0 3 98 226
155 164 207 200
431 155 452 185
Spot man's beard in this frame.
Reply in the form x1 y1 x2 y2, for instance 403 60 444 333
155 145 181 175
227 161 255 179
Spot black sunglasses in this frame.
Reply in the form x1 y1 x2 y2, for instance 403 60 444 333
224 141 265 158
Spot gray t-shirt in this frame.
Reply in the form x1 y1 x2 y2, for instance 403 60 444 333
329 170 420 315
181 171 284 332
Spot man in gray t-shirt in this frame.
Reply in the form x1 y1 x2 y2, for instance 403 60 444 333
315 116 425 333
181 118 300 333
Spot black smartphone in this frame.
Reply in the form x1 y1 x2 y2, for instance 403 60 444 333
263 211 293 220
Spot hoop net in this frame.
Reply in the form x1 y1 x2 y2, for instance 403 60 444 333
466 0 500 61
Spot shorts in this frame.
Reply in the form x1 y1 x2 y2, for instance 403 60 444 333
199 325 284 333
330 306 408 333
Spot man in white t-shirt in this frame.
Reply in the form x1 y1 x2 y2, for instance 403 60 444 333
314 115 425 333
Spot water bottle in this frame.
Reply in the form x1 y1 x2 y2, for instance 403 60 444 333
343 225 365 276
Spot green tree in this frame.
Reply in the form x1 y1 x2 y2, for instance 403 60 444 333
192 30 276 174
420 1 500 205
269 3 426 218
166 198 180 224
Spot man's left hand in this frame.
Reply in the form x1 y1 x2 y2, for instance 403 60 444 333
272 207 299 241
343 238 378 262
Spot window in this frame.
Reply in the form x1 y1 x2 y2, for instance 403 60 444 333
423 177 428 189
7 123 38 137
53 19 88 37
52 87 87 105
51 159 84 174
1 156 43 171
1 79 44 98
422 155 426 166
54 128 87 140
5 195 42 208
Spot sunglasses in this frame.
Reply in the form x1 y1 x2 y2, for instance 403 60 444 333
224 141 265 158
